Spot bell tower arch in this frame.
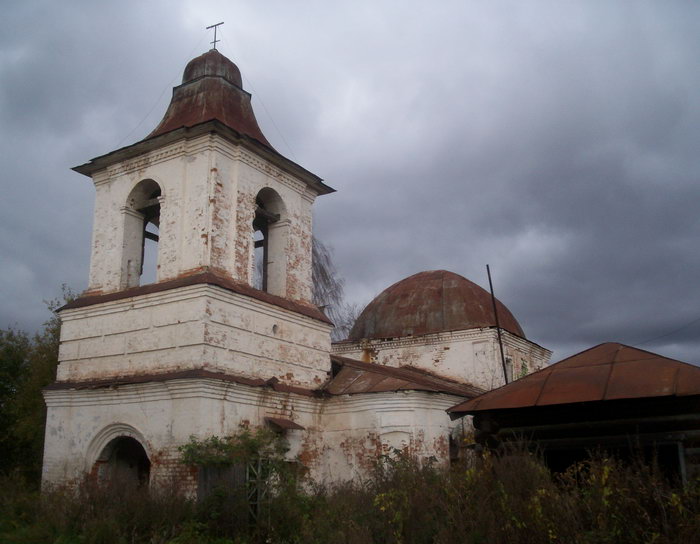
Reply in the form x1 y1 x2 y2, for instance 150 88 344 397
120 179 163 289
252 187 289 296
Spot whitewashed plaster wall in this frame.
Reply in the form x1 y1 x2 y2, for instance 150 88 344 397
304 392 465 484
42 379 314 487
86 134 317 303
333 329 552 391
42 380 466 488
57 284 333 387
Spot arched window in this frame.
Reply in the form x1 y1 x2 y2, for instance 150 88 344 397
252 188 288 296
121 179 162 289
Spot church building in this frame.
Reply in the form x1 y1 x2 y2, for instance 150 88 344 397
41 49 550 489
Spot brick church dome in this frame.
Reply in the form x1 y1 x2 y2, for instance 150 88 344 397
348 270 525 341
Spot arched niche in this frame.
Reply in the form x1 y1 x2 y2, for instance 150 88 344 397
120 179 163 289
252 187 289 297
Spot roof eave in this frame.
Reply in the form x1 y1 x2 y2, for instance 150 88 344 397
72 120 335 196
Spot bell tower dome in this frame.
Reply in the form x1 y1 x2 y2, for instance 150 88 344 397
148 49 271 146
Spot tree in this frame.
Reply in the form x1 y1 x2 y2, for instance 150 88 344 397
0 328 30 473
312 236 361 341
0 288 72 483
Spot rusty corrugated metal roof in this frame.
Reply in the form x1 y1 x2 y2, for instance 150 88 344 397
348 270 524 341
448 342 700 415
146 49 273 147
326 355 483 397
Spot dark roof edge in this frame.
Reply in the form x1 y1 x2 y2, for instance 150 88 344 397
448 393 700 421
44 368 319 397
72 120 335 196
265 416 305 430
60 270 333 326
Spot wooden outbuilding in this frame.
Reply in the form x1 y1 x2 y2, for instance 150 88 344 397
449 343 700 480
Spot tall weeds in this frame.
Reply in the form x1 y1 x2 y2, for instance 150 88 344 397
0 474 194 544
2 450 699 544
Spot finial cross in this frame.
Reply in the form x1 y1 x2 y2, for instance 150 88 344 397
206 22 224 50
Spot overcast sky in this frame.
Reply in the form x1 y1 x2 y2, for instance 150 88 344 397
2 1 700 364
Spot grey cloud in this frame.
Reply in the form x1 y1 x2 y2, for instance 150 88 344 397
2 1 700 366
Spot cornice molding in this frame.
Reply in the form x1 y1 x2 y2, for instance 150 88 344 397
73 122 334 196
334 327 551 358
322 391 465 415
43 376 463 421
61 273 333 327
61 283 332 340
238 147 307 195
43 376 320 412
106 142 187 178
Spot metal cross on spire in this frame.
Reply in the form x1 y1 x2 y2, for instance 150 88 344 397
206 22 224 50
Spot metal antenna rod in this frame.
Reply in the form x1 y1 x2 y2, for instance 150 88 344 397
206 22 224 50
487 264 510 385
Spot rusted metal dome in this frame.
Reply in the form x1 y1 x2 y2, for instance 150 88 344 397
348 270 525 341
146 49 272 147
182 49 242 86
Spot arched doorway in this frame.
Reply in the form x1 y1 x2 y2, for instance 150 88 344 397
94 436 151 487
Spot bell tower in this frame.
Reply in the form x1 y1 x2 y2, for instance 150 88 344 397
77 49 331 302
42 50 334 487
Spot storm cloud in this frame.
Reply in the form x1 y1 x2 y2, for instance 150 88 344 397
2 1 700 363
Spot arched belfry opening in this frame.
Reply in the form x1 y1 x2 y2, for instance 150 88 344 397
121 179 162 289
252 188 288 296
94 436 151 487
